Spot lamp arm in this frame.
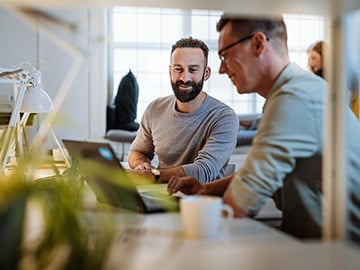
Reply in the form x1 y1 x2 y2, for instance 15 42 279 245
49 128 71 167
0 73 29 171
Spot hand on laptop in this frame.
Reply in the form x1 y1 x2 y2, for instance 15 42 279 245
167 176 204 195
126 168 157 185
133 161 152 170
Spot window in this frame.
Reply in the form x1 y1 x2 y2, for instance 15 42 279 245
285 14 325 69
109 7 324 119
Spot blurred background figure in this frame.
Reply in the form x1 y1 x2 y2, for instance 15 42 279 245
307 40 327 79
307 39 359 118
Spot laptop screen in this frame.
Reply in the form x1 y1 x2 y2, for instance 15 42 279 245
62 139 148 212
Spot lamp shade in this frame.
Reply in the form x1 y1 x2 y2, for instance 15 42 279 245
20 86 54 113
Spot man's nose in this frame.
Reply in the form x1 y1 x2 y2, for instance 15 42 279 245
219 61 226 74
179 71 191 82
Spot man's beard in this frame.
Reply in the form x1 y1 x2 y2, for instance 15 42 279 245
171 75 204 103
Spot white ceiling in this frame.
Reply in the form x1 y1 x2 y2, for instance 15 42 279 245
1 0 360 17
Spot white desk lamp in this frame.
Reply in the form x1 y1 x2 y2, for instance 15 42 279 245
21 79 71 168
0 65 70 172
18 70 53 156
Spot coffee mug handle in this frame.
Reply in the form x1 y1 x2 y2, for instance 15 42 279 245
220 204 234 230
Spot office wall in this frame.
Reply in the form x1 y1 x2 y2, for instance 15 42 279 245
0 7 107 144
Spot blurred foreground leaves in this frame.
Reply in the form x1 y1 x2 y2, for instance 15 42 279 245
0 161 115 270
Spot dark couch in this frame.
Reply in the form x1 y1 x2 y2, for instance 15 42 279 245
236 113 262 147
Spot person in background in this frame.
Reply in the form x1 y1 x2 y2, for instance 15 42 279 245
307 40 327 79
308 40 359 118
168 15 360 242
128 37 238 184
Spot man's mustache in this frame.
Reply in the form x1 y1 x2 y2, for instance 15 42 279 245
176 80 193 87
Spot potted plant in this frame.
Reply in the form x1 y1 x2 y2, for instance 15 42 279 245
0 157 115 270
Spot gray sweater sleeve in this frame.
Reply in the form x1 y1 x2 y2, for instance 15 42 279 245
181 107 238 183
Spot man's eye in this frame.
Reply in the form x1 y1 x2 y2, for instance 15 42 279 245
173 68 182 73
189 68 199 73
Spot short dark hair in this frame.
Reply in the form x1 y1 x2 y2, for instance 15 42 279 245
216 14 288 48
171 37 209 65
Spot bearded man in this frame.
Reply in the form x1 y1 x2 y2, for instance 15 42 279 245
128 37 238 183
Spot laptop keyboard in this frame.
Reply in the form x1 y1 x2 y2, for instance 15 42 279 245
141 193 179 213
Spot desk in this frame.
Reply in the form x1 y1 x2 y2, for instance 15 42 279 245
26 168 360 269
79 210 360 270
31 170 360 270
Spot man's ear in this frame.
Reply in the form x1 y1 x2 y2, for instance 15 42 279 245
204 66 211 81
253 32 267 56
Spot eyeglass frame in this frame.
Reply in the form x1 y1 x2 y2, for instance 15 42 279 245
218 33 269 62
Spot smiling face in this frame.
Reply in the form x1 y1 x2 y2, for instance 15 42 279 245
216 16 290 98
217 22 258 95
170 47 210 103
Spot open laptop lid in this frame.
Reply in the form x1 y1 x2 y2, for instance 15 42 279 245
62 139 148 212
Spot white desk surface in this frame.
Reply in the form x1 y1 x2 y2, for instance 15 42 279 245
34 171 360 269
80 210 360 270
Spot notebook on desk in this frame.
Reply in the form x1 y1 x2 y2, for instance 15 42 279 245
62 139 179 213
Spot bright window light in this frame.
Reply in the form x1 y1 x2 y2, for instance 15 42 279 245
109 7 324 120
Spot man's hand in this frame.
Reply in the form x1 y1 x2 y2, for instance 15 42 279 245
126 168 156 185
128 151 152 170
167 176 205 195
133 161 152 170
223 190 247 218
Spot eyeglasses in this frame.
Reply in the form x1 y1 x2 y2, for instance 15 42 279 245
218 34 254 62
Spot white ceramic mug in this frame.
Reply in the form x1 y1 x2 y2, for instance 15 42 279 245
180 195 234 239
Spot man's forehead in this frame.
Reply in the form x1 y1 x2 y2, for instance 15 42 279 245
218 23 234 43
172 47 203 55
219 22 241 40
171 48 204 64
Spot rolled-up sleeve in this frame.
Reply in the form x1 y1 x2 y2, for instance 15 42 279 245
225 84 322 215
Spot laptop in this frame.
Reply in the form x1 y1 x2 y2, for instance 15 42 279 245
62 139 179 213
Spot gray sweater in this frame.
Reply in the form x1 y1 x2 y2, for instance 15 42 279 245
130 94 238 183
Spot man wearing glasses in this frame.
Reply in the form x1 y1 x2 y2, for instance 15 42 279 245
168 15 360 242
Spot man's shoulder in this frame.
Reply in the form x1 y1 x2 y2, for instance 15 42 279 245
147 95 175 108
206 94 232 108
270 63 326 101
206 95 237 114
141 95 175 120
284 63 326 87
